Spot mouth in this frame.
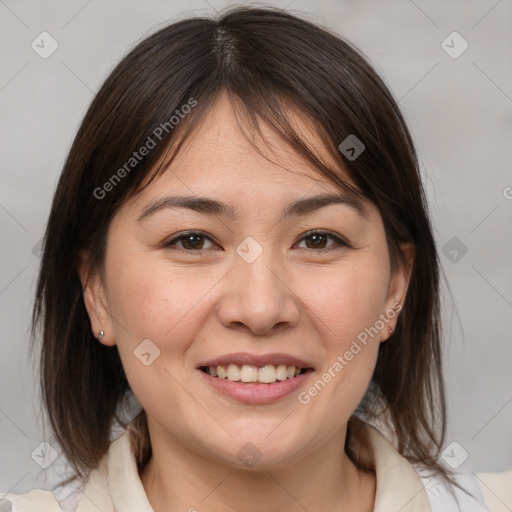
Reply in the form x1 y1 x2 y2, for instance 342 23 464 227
196 353 315 404
199 364 312 384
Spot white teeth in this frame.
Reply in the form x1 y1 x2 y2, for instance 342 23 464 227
206 363 306 384
226 364 241 381
276 364 288 380
258 365 277 383
240 365 258 382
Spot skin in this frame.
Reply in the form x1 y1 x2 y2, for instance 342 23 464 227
80 92 414 512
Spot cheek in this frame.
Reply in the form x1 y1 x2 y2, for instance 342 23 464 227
105 248 207 338
103 251 207 413
296 260 389 414
103 245 225 387
301 260 390 348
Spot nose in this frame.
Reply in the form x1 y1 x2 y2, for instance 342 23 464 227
216 246 301 336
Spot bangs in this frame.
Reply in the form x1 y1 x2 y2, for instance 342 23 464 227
131 85 367 212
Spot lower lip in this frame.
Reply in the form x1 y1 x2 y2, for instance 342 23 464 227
197 368 314 404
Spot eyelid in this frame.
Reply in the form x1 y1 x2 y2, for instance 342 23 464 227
163 229 351 252
293 229 350 251
163 230 220 251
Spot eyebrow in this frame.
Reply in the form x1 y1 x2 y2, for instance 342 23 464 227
137 192 369 223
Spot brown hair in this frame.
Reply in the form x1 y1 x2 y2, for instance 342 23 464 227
31 5 470 501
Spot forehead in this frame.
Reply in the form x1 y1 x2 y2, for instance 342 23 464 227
156 93 353 192
122 92 377 225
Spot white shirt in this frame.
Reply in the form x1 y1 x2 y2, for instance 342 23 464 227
0 422 490 511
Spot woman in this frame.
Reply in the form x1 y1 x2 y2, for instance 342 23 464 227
0 6 490 511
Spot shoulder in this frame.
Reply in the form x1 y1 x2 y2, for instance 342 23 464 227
414 465 490 512
0 489 65 511
0 428 136 512
474 470 512 512
0 451 110 512
356 418 492 512
0 468 111 512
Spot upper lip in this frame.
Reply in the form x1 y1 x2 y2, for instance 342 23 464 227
197 352 314 369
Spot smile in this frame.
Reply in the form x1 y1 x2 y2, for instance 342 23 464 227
198 366 314 404
200 363 309 384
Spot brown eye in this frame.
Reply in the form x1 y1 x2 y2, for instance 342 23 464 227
180 234 205 250
164 231 216 251
304 233 329 249
294 231 348 252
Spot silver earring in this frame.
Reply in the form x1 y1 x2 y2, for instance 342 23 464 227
97 330 105 341
388 326 393 335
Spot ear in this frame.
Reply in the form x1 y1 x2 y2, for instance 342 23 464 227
77 252 116 346
380 242 415 341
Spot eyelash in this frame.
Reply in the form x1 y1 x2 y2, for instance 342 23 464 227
163 230 350 254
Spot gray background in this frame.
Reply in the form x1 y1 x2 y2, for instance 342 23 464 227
1 0 511 496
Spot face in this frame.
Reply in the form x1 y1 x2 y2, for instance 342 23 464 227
81 93 414 469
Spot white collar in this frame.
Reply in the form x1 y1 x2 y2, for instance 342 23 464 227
75 422 432 511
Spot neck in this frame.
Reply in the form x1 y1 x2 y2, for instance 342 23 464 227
139 421 376 512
